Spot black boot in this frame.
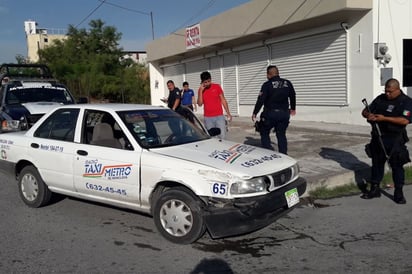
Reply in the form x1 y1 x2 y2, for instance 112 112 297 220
394 188 406 204
361 184 381 199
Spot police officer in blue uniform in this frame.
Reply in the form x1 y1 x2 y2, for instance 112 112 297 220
252 65 296 154
164 80 181 111
361 78 412 204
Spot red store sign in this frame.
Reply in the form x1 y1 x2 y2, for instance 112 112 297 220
186 24 201 49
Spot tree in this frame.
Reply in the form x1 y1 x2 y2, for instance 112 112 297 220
15 54 27 64
38 19 149 103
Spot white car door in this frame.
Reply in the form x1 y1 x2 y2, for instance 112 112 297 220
30 108 79 192
73 144 141 203
72 110 141 204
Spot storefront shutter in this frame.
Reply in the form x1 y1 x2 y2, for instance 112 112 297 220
270 30 347 106
184 59 209 91
163 64 184 90
222 53 239 115
238 47 269 104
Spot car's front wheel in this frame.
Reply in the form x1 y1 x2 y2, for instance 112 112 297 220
153 187 206 244
18 165 52 208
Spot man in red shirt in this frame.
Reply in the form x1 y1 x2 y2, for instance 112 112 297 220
197 71 232 139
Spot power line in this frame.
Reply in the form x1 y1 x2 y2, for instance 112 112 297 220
75 0 106 28
171 0 217 33
98 0 154 40
99 0 150 15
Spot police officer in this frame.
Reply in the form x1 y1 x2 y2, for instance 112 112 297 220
361 78 412 204
163 80 181 111
252 65 296 154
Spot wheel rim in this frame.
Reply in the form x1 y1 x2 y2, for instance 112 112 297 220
159 199 193 237
21 173 39 202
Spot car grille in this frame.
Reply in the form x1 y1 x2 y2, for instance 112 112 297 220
270 168 293 187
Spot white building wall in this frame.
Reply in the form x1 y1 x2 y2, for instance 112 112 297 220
372 0 412 95
149 63 167 108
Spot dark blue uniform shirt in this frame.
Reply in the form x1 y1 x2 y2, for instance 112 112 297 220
253 76 296 115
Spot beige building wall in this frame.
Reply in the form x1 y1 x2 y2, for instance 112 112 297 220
26 33 66 62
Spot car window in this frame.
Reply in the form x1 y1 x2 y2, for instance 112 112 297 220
34 108 79 142
6 87 74 105
82 109 133 150
117 109 209 148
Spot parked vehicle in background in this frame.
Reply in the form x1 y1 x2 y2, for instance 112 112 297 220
0 63 86 132
0 103 306 244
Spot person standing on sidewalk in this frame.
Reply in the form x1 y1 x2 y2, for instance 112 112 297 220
361 78 412 204
197 71 232 139
181 81 197 111
161 80 181 111
252 65 296 154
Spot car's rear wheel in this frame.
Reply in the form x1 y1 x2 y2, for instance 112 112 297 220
153 187 206 244
18 166 52 208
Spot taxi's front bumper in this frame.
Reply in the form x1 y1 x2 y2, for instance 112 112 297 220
202 177 307 239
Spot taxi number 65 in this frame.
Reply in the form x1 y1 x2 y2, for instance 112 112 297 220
212 183 227 195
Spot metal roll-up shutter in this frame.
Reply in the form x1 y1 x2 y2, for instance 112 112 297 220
163 64 184 89
270 30 347 106
238 46 269 104
222 53 239 115
185 59 209 90
209 56 222 85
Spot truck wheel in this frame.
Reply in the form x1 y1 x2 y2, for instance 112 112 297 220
18 166 52 208
153 187 206 244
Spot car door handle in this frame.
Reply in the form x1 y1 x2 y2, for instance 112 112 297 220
77 150 88 156
31 143 39 149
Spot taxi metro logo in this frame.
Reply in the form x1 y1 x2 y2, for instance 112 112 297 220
209 144 256 164
83 160 132 179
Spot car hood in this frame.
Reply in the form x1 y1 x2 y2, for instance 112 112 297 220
153 138 297 178
21 102 62 115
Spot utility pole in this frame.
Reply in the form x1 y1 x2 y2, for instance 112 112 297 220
150 11 154 40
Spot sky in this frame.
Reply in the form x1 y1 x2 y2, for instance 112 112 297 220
0 0 250 63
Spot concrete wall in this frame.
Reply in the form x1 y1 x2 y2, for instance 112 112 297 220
27 33 66 62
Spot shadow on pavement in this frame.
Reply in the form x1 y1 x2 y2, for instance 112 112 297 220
190 258 234 274
319 147 370 193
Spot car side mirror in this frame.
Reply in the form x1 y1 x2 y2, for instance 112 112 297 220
208 127 221 136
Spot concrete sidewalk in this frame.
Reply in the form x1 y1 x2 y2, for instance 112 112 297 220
225 117 412 194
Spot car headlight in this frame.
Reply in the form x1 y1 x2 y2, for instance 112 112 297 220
291 163 300 179
230 177 268 195
1 119 21 131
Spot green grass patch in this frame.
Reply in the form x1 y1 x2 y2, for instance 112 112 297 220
309 166 412 200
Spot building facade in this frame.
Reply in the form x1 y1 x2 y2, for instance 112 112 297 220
146 0 412 125
24 20 67 63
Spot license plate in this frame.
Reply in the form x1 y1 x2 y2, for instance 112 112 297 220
284 188 299 208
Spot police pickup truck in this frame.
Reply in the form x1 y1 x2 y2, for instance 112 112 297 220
0 63 84 132
0 103 306 244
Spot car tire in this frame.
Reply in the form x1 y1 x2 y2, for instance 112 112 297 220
153 187 206 244
18 165 52 208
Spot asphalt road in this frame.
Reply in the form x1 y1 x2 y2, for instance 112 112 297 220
1 171 412 273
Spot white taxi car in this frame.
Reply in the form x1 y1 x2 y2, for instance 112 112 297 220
0 104 306 244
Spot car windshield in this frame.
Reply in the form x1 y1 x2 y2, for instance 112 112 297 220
117 108 210 148
6 87 75 105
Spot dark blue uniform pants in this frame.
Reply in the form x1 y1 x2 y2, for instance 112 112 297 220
370 135 407 188
260 110 290 154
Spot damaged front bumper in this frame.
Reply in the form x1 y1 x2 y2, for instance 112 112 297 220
202 177 307 239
